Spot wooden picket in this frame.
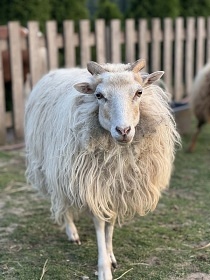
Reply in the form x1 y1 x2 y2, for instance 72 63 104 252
163 18 173 93
8 22 24 140
0 41 6 145
0 17 210 145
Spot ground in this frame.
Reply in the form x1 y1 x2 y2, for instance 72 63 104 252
0 124 210 280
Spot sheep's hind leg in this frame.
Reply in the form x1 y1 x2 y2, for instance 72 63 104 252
187 119 205 152
105 219 117 269
93 216 113 280
65 211 81 245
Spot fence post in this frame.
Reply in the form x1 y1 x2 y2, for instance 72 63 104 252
64 20 76 68
196 17 205 73
207 17 210 62
138 19 149 72
151 18 162 72
125 19 136 63
185 17 195 96
95 19 106 64
110 20 121 63
174 18 184 101
163 18 173 94
0 44 6 145
46 21 58 70
28 21 41 87
8 21 24 140
79 20 91 67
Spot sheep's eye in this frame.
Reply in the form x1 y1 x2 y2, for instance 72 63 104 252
135 90 143 97
95 92 104 99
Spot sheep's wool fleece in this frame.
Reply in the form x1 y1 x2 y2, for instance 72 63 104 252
25 66 180 225
191 63 210 123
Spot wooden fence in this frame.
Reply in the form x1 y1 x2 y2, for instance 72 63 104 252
0 17 210 146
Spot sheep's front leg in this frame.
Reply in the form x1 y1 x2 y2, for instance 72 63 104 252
93 216 113 280
65 211 81 245
105 219 117 269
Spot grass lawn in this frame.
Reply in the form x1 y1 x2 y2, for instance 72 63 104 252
0 123 210 280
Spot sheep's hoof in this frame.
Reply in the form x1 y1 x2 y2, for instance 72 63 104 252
70 239 81 245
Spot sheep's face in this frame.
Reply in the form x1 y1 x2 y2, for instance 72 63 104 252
94 72 142 145
74 60 164 145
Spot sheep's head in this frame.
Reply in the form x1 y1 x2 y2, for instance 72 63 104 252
74 59 164 145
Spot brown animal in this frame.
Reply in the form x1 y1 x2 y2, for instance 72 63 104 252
0 25 47 109
187 63 210 152
0 25 29 84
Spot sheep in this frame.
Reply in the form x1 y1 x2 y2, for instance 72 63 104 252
187 63 210 152
25 59 181 280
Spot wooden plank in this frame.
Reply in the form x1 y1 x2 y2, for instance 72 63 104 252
151 18 161 72
207 17 210 63
138 19 148 72
110 20 121 63
46 21 58 70
0 43 6 145
28 21 41 87
196 17 205 73
174 18 184 101
185 18 195 97
8 21 24 140
63 20 76 68
79 20 91 67
125 19 136 63
163 18 173 94
6 112 12 128
95 19 106 64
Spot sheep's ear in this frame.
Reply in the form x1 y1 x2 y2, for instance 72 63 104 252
74 82 94 94
143 71 164 86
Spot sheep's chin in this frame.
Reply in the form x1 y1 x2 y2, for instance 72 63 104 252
114 138 133 146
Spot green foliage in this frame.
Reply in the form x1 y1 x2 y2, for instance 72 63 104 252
179 0 210 17
50 0 89 31
0 0 51 31
95 0 123 24
126 0 181 19
0 0 89 31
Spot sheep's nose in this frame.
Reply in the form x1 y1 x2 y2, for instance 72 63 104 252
115 126 131 136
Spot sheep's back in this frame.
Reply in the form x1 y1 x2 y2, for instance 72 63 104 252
191 63 210 122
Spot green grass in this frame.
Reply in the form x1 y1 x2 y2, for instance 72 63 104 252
0 124 210 280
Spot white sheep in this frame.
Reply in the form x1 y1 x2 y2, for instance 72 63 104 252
188 62 210 152
25 59 180 280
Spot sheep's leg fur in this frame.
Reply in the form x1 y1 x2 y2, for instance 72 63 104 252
187 119 205 152
105 219 117 269
65 212 81 245
93 216 113 280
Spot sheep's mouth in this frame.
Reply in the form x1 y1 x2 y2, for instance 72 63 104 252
115 138 132 146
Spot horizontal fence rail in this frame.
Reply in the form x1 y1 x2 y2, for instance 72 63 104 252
0 17 210 145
